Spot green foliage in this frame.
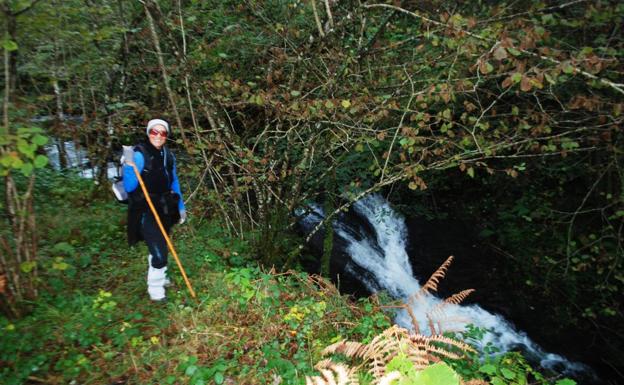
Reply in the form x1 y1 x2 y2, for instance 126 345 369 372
446 325 576 385
352 297 392 343
0 127 48 176
414 363 461 385
386 357 460 385
178 356 231 385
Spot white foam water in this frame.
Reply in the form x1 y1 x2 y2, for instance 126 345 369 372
45 139 118 180
298 193 590 376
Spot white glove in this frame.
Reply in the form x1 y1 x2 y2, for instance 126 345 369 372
122 145 135 166
179 210 187 224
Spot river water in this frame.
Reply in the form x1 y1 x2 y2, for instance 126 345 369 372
45 139 118 180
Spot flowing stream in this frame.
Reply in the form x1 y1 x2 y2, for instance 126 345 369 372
298 194 591 377
45 139 118 180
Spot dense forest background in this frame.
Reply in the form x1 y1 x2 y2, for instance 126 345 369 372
1 0 623 384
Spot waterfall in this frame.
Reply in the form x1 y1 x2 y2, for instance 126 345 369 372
298 194 590 376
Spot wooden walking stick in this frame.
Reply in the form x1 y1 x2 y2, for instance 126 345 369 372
130 163 196 298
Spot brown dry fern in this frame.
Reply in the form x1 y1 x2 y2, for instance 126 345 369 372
407 255 454 310
310 256 478 384
305 361 359 385
318 324 473 382
322 340 368 359
402 257 476 334
420 255 454 295
444 289 475 305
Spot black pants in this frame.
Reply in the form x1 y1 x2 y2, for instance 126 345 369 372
141 212 170 269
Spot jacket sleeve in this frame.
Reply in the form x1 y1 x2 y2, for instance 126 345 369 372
170 156 186 212
122 151 145 193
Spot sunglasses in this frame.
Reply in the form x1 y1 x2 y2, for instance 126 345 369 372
148 129 168 138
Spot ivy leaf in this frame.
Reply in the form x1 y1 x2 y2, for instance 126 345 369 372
17 140 34 158
341 99 351 109
2 39 18 51
185 365 198 376
34 155 48 168
11 156 24 170
501 368 515 379
410 362 460 385
479 364 496 375
511 73 523 83
52 260 70 271
20 261 37 273
20 162 34 176
491 378 505 385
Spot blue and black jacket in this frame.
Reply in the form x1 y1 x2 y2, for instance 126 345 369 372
123 141 185 245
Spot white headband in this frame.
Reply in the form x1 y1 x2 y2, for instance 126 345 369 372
146 119 170 135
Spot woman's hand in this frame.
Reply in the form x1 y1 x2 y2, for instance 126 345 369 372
122 145 135 166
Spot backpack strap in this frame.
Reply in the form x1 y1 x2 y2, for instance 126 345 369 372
134 143 152 172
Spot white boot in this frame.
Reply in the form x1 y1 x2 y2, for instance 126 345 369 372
148 254 171 286
147 254 166 301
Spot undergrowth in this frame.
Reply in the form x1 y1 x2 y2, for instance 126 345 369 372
0 172 577 385
0 171 392 384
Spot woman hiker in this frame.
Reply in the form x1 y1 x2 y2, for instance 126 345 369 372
122 119 187 302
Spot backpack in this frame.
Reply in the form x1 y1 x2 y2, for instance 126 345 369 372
111 143 174 204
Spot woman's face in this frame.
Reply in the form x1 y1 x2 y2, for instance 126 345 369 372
148 124 167 149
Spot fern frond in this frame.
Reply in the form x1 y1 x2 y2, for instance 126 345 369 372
408 256 454 306
403 348 430 370
404 305 421 334
364 340 399 378
425 345 465 360
362 325 408 378
444 289 475 305
426 306 473 335
322 340 368 358
306 362 358 385
422 255 454 294
426 313 437 335
315 359 335 369
423 334 476 353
